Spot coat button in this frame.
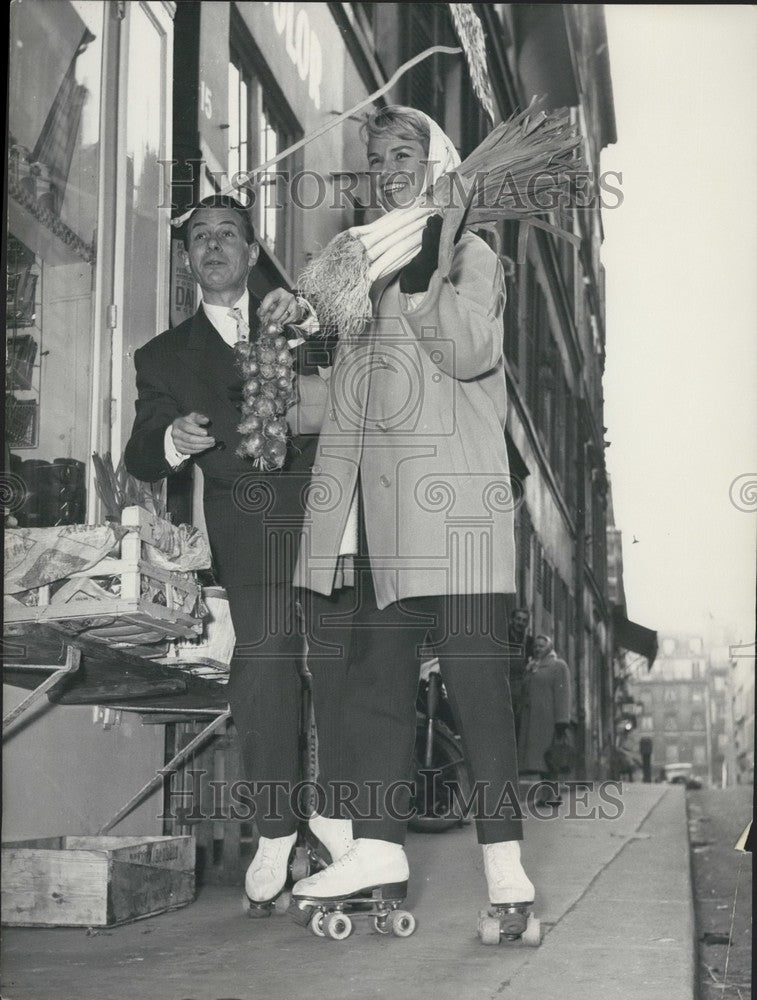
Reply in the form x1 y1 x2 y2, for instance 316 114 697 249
329 409 337 421
379 475 391 487
432 373 441 383
312 464 322 474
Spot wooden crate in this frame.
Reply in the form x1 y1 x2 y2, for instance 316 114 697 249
3 506 204 646
1 835 195 927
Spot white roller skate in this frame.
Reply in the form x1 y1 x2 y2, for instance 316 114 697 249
290 839 416 939
307 814 354 866
478 840 541 946
243 831 297 918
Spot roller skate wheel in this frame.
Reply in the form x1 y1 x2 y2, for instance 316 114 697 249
325 912 353 940
288 899 313 926
389 910 416 938
521 914 541 947
309 911 326 937
243 896 272 919
373 914 391 935
274 890 292 915
479 914 501 945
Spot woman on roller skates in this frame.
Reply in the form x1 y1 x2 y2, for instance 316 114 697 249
288 105 537 939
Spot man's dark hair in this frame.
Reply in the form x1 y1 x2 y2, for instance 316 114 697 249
182 194 256 250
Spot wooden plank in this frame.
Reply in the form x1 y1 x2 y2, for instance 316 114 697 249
107 864 194 925
1 836 195 927
1 850 108 926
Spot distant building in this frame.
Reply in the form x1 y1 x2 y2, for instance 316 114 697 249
627 635 723 785
730 645 755 785
605 480 657 779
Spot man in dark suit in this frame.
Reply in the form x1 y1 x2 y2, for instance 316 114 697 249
508 607 534 737
124 195 350 911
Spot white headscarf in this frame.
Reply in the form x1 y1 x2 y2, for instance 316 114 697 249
419 111 461 194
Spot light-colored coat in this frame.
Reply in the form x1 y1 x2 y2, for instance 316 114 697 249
517 652 572 772
292 232 516 610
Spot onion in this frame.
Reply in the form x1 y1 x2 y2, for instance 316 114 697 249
254 398 276 418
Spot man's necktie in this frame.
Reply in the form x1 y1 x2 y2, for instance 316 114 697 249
228 306 250 347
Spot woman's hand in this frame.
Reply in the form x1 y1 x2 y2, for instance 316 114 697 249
398 215 444 294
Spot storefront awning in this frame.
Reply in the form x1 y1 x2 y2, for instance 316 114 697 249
612 606 658 668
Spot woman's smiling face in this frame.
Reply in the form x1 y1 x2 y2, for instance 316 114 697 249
367 134 428 210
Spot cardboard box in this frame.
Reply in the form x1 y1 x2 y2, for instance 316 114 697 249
1 835 195 927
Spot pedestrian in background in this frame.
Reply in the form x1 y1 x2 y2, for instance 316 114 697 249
507 607 534 738
517 634 571 807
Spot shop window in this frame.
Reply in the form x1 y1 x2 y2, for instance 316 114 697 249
691 688 704 703
6 0 103 524
228 39 301 275
640 716 654 731
664 688 678 703
692 744 707 764
664 714 677 732
691 713 705 731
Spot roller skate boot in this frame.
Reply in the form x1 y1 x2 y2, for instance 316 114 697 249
478 840 541 946
307 814 354 865
243 831 297 918
290 839 416 939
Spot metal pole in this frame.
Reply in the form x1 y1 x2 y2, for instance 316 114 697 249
2 646 81 734
97 708 232 834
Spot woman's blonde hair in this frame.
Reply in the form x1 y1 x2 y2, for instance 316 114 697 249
360 105 430 154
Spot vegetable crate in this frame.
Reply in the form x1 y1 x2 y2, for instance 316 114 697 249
3 506 204 647
1 835 195 927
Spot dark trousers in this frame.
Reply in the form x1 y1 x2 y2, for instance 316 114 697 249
224 583 304 838
301 566 523 846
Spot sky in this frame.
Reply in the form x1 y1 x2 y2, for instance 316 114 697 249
600 5 757 647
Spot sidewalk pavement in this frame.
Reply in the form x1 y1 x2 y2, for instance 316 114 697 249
1 782 695 1000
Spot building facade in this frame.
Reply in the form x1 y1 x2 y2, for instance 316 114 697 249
5 3 622 826
729 645 755 785
627 635 721 785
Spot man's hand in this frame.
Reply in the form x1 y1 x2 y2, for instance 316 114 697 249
258 288 303 328
171 412 216 454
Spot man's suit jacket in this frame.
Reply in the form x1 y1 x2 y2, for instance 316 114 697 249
124 304 320 588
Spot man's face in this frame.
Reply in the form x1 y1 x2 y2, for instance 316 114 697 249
512 611 529 632
184 208 259 303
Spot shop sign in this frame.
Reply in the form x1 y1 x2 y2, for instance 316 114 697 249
263 2 323 110
171 238 196 328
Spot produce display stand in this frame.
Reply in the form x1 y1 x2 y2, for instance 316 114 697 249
3 504 231 834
